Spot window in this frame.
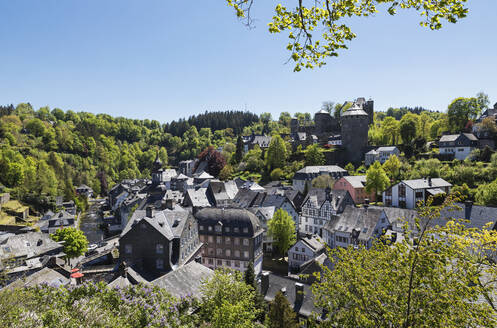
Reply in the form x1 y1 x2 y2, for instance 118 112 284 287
415 191 423 199
225 237 231 244
215 225 222 232
208 248 214 255
216 248 223 256
156 259 164 270
243 238 249 246
208 236 214 243
234 227 240 233
225 227 230 233
226 249 231 257
234 238 240 246
125 244 132 254
225 260 231 266
295 247 299 252
244 251 249 259
217 259 222 266
200 235 205 242
243 227 248 233
208 258 213 265
156 244 164 254
234 250 240 258
208 226 213 231
199 225 204 231
216 236 222 244
235 261 240 268
399 184 406 197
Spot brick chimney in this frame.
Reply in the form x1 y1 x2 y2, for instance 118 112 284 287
295 282 304 304
261 272 270 295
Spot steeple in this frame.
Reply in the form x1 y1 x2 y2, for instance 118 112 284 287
153 151 163 173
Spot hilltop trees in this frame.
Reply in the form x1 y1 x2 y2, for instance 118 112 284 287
305 144 325 166
448 95 486 132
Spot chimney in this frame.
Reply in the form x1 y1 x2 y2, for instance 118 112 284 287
165 199 175 210
146 206 154 218
325 187 332 201
295 282 304 304
364 198 369 209
428 177 432 187
261 272 270 294
464 200 473 221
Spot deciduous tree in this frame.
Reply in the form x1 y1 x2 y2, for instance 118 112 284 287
268 209 296 255
50 227 89 261
365 161 389 199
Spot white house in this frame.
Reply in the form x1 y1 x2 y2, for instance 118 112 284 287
323 205 390 249
382 177 452 209
439 133 478 160
365 146 400 166
288 235 325 272
249 206 276 253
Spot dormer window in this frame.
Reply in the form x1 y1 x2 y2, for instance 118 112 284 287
156 244 164 254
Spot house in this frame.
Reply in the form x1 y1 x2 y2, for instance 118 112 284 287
161 169 178 189
439 133 478 160
249 206 276 253
183 188 211 209
151 261 214 299
298 253 333 284
206 180 238 207
288 235 325 273
179 159 196 177
0 232 64 272
2 200 29 221
323 205 390 249
365 146 400 166
195 208 264 275
4 267 70 289
293 166 348 192
260 272 321 323
333 175 375 204
299 188 354 236
119 207 201 280
75 184 94 198
383 177 452 209
243 134 272 152
38 210 76 234
171 174 190 192
193 171 214 185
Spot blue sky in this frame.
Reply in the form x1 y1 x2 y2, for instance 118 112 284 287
0 0 496 122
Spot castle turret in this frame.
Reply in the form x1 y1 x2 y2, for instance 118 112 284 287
341 105 369 163
152 152 163 185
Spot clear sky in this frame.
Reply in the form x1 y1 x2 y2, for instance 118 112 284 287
0 1 496 122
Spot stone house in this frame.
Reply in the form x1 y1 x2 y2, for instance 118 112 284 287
195 208 264 275
249 206 275 253
119 207 201 280
333 175 375 204
383 177 452 209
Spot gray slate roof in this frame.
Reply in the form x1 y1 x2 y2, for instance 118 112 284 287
152 261 214 299
4 267 69 289
402 178 452 190
341 175 366 189
299 235 325 253
440 133 478 142
0 232 63 261
185 188 211 207
325 206 384 241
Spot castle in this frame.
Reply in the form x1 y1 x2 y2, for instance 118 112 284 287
290 97 374 163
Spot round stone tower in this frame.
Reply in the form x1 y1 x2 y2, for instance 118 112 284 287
340 106 369 163
314 109 334 134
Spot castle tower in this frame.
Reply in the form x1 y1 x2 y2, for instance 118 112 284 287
341 105 369 163
364 99 374 125
290 118 299 133
152 152 163 185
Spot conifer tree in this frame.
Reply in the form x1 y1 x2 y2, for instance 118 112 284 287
266 291 299 328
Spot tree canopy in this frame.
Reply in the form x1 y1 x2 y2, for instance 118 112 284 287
267 209 296 255
50 227 89 260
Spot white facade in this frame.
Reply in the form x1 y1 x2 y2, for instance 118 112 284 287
288 239 323 270
365 147 400 166
383 178 452 209
300 199 336 236
439 146 474 160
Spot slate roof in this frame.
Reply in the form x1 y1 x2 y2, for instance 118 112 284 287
294 165 347 178
370 206 418 231
325 206 385 241
299 235 325 253
4 267 69 289
151 261 214 299
249 206 276 223
195 171 214 180
0 232 64 261
251 135 272 148
121 209 174 240
341 107 368 117
377 146 398 152
195 208 263 237
341 175 366 189
233 190 260 208
261 273 319 318
162 169 178 180
303 188 351 211
402 178 452 190
433 202 497 230
185 188 211 207
439 133 478 142
366 149 379 155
